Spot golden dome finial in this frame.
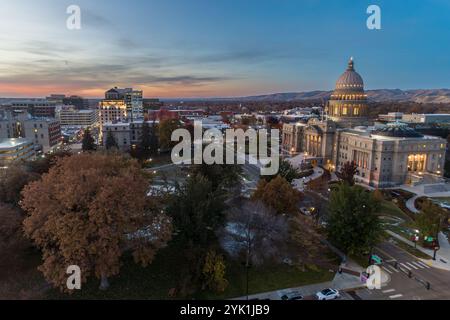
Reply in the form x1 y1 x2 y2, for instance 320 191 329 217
347 57 354 71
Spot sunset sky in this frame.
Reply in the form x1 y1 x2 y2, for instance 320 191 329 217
0 0 449 98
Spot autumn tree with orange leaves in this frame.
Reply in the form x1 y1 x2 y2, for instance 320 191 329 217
252 176 302 215
21 153 172 292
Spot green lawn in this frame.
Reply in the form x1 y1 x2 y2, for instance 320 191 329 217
47 239 335 300
197 262 334 300
377 200 413 223
0 248 47 299
394 240 431 260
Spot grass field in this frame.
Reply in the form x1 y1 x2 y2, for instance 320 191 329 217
378 200 413 223
394 240 431 259
47 239 336 300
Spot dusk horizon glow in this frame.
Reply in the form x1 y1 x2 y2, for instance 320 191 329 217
1 0 450 98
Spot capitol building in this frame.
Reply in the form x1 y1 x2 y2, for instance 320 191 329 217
282 58 447 188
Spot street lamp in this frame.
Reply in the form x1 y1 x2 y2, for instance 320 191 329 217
412 234 419 249
433 245 440 261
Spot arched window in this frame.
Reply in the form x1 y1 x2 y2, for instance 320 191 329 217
342 106 348 115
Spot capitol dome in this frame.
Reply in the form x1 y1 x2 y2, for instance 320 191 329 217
327 57 369 128
335 57 364 92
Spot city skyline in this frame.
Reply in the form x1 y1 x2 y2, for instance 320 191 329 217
1 0 450 98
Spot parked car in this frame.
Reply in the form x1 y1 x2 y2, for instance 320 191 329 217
315 288 340 300
279 290 304 301
300 207 312 216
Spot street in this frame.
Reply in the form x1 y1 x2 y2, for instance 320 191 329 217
348 241 450 300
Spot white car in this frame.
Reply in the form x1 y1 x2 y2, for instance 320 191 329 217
315 288 340 300
279 290 304 301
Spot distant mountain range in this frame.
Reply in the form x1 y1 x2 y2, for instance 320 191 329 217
234 89 450 103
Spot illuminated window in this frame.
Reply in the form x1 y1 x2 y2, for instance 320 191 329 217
342 107 348 115
354 107 359 115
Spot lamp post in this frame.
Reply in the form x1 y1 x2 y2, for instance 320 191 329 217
433 246 440 261
412 234 419 249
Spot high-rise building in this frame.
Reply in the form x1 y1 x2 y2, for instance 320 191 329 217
103 87 143 121
62 95 89 110
99 100 129 126
57 107 99 127
11 99 57 118
0 118 20 139
23 118 62 153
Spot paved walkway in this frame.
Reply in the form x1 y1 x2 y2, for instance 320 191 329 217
232 255 393 300
233 272 366 300
292 167 324 192
406 195 420 214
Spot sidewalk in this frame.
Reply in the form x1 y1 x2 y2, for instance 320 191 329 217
386 230 450 271
232 258 392 300
292 167 324 192
406 195 420 214
233 274 364 301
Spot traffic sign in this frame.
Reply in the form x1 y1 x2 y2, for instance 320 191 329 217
371 254 383 265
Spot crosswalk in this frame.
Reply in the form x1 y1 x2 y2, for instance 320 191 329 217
380 288 404 299
381 260 430 274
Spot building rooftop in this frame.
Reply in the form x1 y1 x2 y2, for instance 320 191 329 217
372 121 424 138
0 138 33 149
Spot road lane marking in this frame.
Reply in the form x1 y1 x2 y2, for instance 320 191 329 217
411 262 425 268
416 261 431 268
406 262 418 270
389 294 403 299
382 289 395 293
400 263 412 270
375 247 396 261
382 266 393 274
385 265 399 273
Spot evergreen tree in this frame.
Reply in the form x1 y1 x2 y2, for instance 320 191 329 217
135 121 159 160
149 121 159 156
105 131 119 150
81 129 96 151
326 183 381 256
336 161 358 186
139 121 152 158
264 159 300 183
159 119 181 151
167 174 226 247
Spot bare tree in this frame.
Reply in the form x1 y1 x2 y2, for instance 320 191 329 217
219 200 289 266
